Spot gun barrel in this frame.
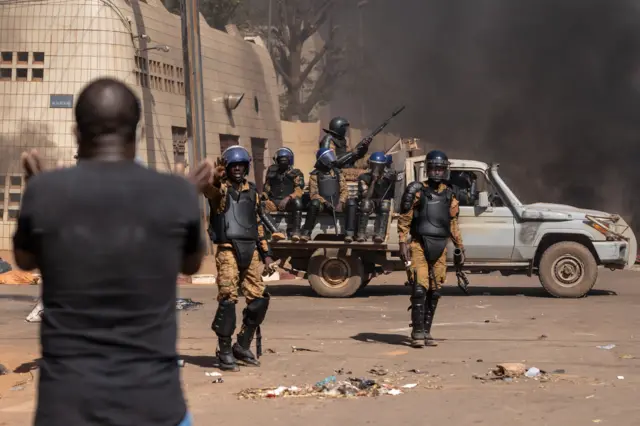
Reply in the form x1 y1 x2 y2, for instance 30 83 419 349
453 248 464 265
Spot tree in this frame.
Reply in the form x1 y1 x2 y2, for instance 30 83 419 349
164 0 243 31
266 0 347 121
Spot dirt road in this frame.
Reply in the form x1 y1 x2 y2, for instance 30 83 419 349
1 270 639 425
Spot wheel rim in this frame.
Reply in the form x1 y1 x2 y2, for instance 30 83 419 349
551 255 584 287
321 258 351 288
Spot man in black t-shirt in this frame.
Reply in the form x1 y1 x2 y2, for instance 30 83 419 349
14 78 212 426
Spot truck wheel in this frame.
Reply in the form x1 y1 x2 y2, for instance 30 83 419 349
538 241 598 298
307 250 364 298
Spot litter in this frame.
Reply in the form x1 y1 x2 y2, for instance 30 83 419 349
597 344 616 350
368 368 388 376
291 346 320 353
10 385 25 391
25 299 44 323
402 383 417 388
238 376 408 400
212 377 224 384
177 360 185 367
525 367 541 378
586 395 595 399
175 298 203 311
619 354 635 359
205 372 222 377
617 376 625 380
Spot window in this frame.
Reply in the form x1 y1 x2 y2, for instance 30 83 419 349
16 68 27 81
10 176 22 186
32 68 44 81
33 52 45 64
172 126 187 164
17 52 28 64
0 51 12 64
0 192 4 202
8 209 19 220
9 193 21 203
0 68 11 81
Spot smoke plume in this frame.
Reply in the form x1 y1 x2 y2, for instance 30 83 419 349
334 0 640 231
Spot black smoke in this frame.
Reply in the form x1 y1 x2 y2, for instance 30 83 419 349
333 0 640 230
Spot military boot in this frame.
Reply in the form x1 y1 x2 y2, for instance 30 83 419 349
409 284 427 348
300 200 320 242
211 300 239 372
356 214 369 242
291 211 303 242
232 295 270 366
424 292 440 347
344 199 358 243
373 201 391 243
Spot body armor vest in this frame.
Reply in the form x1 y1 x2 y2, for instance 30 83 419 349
266 166 296 203
317 170 340 206
411 186 452 239
210 185 259 243
320 134 348 157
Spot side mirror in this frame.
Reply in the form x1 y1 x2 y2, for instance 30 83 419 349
477 191 490 208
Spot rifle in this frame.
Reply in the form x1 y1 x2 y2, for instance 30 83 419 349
329 194 340 235
353 106 406 157
454 248 470 294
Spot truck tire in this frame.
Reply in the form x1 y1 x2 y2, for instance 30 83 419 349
538 241 598 298
307 249 364 298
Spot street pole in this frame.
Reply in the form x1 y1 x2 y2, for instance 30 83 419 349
357 0 368 127
180 0 210 250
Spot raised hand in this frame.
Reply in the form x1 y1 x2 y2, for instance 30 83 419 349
21 149 45 182
187 159 214 193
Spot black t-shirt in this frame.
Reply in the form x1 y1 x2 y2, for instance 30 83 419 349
13 161 202 426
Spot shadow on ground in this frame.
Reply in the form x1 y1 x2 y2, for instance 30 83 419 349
179 355 220 369
264 282 617 299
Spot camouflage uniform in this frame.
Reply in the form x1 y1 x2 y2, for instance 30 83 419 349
300 169 349 240
261 165 305 240
203 176 272 370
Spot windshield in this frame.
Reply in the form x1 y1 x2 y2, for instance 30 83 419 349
488 168 523 207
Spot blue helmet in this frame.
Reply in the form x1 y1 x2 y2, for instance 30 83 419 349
316 148 337 168
385 154 393 167
368 151 387 175
274 147 294 166
222 145 252 175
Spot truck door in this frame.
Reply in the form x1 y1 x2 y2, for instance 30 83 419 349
448 170 516 262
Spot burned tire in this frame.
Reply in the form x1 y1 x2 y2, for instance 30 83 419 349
307 249 364 298
538 241 598 298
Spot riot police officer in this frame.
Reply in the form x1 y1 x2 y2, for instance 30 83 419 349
301 148 357 241
261 147 305 241
319 116 373 169
203 145 275 371
397 150 465 348
356 152 396 243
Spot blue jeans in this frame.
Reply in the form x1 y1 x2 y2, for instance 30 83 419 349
178 413 192 426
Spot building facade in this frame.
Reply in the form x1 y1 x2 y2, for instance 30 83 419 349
0 0 282 249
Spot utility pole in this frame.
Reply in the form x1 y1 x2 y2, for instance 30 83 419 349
357 0 369 127
179 0 210 249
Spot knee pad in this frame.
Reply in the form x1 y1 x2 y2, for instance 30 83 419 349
411 283 426 299
379 200 391 213
360 199 374 214
309 199 322 210
428 290 441 300
212 299 237 337
290 197 304 211
244 293 271 326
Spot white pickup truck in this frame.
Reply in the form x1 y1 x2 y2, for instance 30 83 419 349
270 155 637 299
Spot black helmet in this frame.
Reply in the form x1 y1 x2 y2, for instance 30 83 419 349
426 150 450 182
327 116 350 139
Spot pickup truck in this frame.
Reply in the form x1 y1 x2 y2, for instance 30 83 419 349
269 154 637 299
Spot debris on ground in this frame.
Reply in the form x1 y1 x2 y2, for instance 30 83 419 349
597 344 616 350
205 372 222 377
265 348 277 354
237 376 409 400
402 383 417 389
177 360 185 367
335 368 352 375
212 377 224 384
619 354 635 359
552 369 566 374
291 346 320 353
0 364 9 375
0 270 40 285
10 385 25 391
538 334 548 340
25 299 44 323
368 367 389 376
473 363 555 383
175 298 203 311
525 367 541 378
617 376 625 380
408 369 426 374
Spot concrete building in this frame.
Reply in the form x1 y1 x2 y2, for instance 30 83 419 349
0 0 282 249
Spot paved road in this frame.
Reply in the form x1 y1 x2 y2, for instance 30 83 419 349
1 270 639 425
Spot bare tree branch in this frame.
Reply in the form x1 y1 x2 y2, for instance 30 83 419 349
296 44 328 90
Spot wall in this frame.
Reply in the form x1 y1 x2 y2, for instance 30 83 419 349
0 0 282 249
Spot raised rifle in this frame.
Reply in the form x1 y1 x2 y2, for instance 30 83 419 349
454 248 470 294
353 106 406 157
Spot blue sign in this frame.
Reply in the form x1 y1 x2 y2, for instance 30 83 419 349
50 94 74 108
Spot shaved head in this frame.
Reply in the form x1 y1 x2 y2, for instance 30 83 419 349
75 78 141 158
